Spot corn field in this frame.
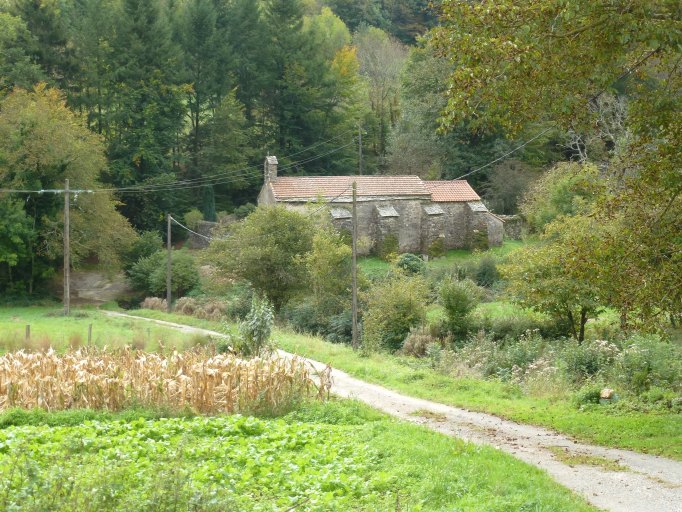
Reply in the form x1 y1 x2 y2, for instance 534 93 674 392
0 348 331 414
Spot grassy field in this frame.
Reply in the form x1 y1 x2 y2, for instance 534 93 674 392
358 240 527 279
129 310 682 460
0 400 595 512
0 307 209 353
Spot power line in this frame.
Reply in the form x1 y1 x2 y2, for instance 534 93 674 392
437 126 554 185
97 130 357 193
169 215 212 241
107 142 356 194
0 135 356 195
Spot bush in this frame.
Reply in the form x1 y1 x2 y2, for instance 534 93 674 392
363 274 429 352
454 330 548 381
427 238 445 258
282 298 326 335
124 231 163 271
402 325 437 357
237 295 274 357
327 310 353 344
376 233 399 261
129 249 200 299
440 279 481 339
183 208 203 230
471 314 539 341
475 256 500 287
233 202 256 219
282 299 353 344
470 228 488 251
559 339 619 383
396 253 426 275
612 334 682 394
572 385 603 407
225 281 253 320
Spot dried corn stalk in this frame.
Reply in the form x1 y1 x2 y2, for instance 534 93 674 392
0 348 331 414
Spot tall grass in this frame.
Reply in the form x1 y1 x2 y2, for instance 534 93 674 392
0 348 331 415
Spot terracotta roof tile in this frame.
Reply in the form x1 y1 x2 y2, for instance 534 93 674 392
270 176 481 202
271 175 429 199
423 180 481 202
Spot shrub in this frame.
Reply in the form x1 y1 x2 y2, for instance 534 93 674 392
237 295 274 357
402 325 437 357
183 208 203 230
282 298 325 335
124 231 163 271
454 330 548 381
427 238 445 258
129 249 200 299
233 202 256 219
282 298 353 344
363 273 429 352
612 334 682 394
572 385 603 407
440 279 481 339
225 281 253 320
471 313 539 341
470 228 488 251
327 310 353 344
396 253 426 275
377 233 399 261
559 339 620 383
475 256 500 287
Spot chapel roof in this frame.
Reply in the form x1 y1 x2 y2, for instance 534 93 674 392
269 176 480 202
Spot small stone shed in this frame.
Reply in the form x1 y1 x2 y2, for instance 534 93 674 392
257 156 503 255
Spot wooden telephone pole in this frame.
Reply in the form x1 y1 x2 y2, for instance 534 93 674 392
166 214 172 313
351 181 359 349
63 179 70 316
358 125 363 176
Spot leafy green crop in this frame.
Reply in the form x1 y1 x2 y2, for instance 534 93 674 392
0 415 380 511
0 403 595 511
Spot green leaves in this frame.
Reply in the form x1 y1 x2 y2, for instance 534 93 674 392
0 416 382 511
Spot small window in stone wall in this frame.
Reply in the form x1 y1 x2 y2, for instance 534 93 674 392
423 204 444 215
376 205 399 217
330 207 352 219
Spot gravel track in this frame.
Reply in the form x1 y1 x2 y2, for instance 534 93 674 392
104 311 682 512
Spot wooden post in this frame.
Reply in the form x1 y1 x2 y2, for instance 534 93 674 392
166 214 172 313
358 125 363 176
88 323 92 345
351 181 359 349
64 179 70 316
25 325 30 343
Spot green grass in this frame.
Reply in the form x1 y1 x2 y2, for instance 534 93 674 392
275 329 682 460
0 400 595 511
116 310 682 460
358 240 527 279
0 307 210 352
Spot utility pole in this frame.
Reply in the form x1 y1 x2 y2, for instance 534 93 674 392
63 179 70 316
358 125 363 176
166 214 172 313
351 181 359 349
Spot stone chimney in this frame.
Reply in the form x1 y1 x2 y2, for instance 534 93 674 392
264 155 278 183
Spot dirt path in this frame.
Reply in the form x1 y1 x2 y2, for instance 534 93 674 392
105 312 682 512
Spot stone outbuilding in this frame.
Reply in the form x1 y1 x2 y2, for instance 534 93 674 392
257 156 503 255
